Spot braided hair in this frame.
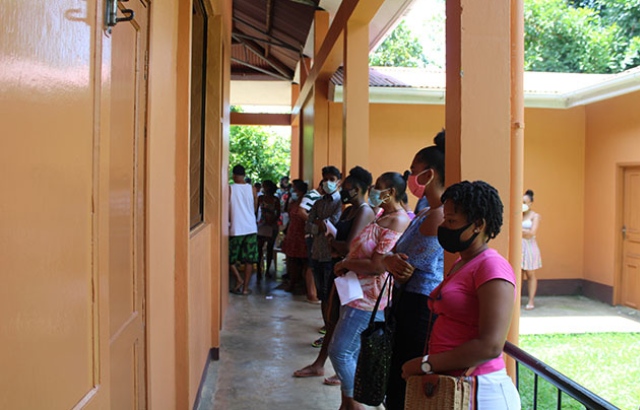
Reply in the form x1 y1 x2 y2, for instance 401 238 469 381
441 180 504 241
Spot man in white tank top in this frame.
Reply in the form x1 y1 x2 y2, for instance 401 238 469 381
229 165 258 295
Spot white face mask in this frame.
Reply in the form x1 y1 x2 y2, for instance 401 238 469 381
523 203 530 213
323 180 338 194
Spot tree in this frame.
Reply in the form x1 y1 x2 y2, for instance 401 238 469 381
369 21 430 67
525 0 640 73
228 110 290 185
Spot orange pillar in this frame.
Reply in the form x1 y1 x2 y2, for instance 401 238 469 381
507 0 525 378
445 0 516 373
313 11 330 187
291 83 301 179
342 19 370 173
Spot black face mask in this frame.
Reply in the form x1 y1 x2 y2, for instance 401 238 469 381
340 189 356 204
437 222 479 253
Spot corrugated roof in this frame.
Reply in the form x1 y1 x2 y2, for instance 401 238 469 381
332 66 629 95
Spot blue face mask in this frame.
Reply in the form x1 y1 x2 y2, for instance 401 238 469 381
368 188 390 207
323 180 338 194
290 192 299 202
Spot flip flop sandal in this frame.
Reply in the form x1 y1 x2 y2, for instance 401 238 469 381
311 337 324 348
230 288 243 295
318 326 326 335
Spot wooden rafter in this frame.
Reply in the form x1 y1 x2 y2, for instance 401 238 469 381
265 0 274 58
232 16 301 52
232 34 294 80
230 57 291 81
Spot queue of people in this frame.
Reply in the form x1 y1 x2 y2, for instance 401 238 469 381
229 130 535 409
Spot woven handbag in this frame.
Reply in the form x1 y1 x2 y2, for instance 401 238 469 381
405 373 470 409
353 275 394 406
404 268 473 410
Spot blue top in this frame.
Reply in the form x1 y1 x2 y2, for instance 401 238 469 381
393 210 444 295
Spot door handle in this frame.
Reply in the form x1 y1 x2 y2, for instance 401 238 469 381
622 225 627 240
105 0 135 33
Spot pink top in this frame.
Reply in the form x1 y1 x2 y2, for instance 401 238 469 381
428 248 516 376
346 221 402 311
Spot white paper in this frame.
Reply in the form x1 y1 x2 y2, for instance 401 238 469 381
334 271 364 305
324 220 337 238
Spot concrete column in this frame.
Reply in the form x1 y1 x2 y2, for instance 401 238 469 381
313 10 330 187
445 0 519 374
342 19 370 173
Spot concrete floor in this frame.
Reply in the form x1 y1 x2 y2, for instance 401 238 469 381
196 261 640 409
197 270 385 410
519 295 640 335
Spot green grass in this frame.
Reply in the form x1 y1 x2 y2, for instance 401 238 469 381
517 333 640 410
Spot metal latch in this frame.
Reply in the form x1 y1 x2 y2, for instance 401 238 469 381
622 225 627 240
105 0 135 33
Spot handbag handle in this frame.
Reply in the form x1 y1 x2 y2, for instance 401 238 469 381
368 274 392 327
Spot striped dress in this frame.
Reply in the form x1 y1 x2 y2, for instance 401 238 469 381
522 218 542 270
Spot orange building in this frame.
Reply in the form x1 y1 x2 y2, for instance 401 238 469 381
320 66 640 307
5 0 638 408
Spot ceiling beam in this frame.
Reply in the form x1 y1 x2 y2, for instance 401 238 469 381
230 57 291 81
233 16 302 52
232 34 294 79
291 0 386 118
265 0 274 58
232 32 300 53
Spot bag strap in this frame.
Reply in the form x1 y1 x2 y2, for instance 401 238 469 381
368 274 391 327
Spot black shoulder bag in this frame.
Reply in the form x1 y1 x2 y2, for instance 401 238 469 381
353 274 395 406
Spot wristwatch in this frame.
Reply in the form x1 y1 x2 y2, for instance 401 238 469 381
420 355 433 374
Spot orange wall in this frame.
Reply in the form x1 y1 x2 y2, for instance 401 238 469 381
189 225 213 404
326 102 587 282
524 107 586 280
584 90 640 287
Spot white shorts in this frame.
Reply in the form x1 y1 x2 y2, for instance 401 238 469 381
466 369 521 409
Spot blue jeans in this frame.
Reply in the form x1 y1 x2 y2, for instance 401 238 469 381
329 305 385 398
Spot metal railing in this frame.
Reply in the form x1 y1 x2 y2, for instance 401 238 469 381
503 341 620 410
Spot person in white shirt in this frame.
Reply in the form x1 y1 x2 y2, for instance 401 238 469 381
229 165 258 295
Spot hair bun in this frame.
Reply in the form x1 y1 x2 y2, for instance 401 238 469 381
525 189 535 199
434 129 445 153
349 166 373 187
402 170 410 182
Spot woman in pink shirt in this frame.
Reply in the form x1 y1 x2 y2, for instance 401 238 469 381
329 172 411 410
402 181 521 409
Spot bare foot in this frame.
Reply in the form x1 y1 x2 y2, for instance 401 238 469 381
293 364 324 378
233 279 244 293
323 374 341 386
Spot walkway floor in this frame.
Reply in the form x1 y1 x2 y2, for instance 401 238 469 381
519 295 640 335
197 267 640 409
197 272 384 410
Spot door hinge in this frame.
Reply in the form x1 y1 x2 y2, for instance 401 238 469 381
144 50 149 80
622 225 627 240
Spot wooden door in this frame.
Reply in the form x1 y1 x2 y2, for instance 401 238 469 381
109 1 149 408
621 166 640 309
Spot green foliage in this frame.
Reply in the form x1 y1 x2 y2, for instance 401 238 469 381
519 333 640 409
229 123 290 185
229 106 290 184
525 0 640 73
369 21 430 67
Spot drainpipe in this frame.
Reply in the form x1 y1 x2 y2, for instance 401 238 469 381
507 0 524 381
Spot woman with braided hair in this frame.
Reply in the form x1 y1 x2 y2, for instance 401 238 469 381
401 181 521 409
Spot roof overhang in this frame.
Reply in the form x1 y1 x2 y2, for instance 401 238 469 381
329 68 640 109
